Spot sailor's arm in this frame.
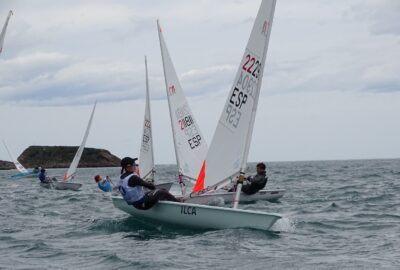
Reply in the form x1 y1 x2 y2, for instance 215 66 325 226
128 175 156 190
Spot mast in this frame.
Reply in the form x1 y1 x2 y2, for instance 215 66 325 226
0 10 13 55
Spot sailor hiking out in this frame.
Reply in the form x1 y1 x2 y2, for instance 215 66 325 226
118 157 179 210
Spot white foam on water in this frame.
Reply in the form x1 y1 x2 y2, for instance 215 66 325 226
271 215 296 233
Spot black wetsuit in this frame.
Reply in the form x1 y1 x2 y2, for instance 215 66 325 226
241 171 268 195
121 172 179 210
38 172 52 183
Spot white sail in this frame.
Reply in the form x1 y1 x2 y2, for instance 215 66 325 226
0 10 13 55
157 20 208 181
64 101 97 181
139 56 155 180
2 140 29 174
193 0 277 193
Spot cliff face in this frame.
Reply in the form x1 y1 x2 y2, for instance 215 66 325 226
17 146 121 168
0 160 14 170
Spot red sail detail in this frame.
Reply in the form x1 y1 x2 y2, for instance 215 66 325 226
193 160 206 192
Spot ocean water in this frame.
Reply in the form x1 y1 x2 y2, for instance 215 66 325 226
0 159 399 269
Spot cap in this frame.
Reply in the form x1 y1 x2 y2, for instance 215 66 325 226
120 157 138 169
94 175 101 182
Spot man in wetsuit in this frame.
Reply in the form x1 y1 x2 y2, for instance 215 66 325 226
117 157 179 210
38 168 52 184
241 162 268 195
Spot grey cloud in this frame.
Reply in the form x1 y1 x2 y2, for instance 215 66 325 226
349 0 400 36
0 52 151 105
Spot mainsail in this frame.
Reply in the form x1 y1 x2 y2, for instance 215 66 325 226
139 56 155 181
193 0 277 193
2 140 29 174
64 101 97 181
0 10 13 55
157 20 208 182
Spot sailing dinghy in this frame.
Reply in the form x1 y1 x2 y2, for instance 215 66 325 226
112 0 281 230
191 0 279 210
157 20 284 204
0 10 13 55
157 20 208 196
2 140 38 179
139 57 173 191
49 102 97 191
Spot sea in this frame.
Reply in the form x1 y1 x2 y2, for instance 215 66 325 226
0 159 399 269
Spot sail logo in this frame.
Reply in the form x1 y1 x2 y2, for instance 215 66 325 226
181 205 197 215
144 119 151 128
168 85 176 96
262 20 269 36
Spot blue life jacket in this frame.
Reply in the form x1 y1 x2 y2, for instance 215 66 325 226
118 173 144 205
98 180 112 192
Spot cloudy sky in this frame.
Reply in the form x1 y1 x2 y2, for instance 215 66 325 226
0 0 399 164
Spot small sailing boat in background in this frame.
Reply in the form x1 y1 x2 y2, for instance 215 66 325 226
112 0 282 230
42 102 97 191
157 20 208 196
0 10 13 55
2 140 38 179
138 57 173 191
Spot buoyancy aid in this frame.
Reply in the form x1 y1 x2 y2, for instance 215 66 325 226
118 172 145 204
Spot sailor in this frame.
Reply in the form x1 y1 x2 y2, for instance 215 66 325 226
38 168 52 184
240 162 268 195
117 157 180 210
94 175 114 192
229 162 268 195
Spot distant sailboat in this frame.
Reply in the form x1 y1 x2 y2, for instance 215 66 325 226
138 57 172 191
0 10 13 55
112 0 282 230
42 102 97 191
2 140 37 179
157 20 208 195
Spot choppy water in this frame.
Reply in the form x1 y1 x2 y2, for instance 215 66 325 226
1 159 399 269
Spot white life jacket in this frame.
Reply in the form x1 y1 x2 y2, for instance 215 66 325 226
118 172 144 204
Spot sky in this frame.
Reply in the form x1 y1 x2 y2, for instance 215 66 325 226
0 0 399 164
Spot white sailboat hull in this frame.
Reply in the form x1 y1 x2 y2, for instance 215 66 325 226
54 182 82 191
183 189 285 205
39 180 81 191
112 196 281 230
